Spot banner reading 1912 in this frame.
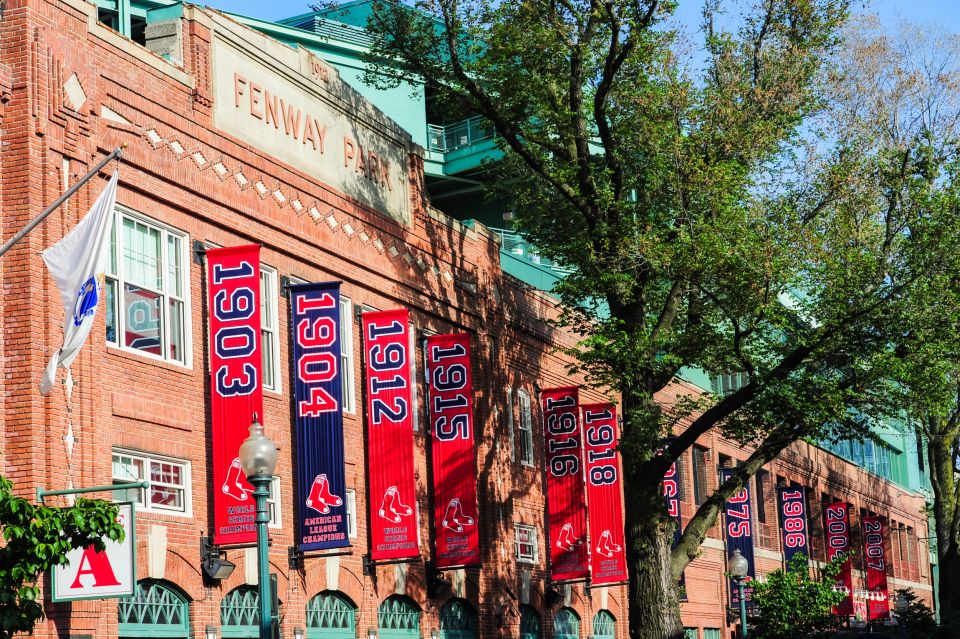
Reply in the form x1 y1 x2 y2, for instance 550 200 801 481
777 486 809 566
582 403 626 585
862 516 890 620
721 468 755 609
425 333 480 568
824 501 854 617
207 245 263 545
289 282 349 551
363 309 419 561
542 386 589 582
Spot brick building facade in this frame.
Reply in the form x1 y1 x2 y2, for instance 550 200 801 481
0 1 934 638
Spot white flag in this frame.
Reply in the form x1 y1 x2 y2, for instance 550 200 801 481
40 171 119 395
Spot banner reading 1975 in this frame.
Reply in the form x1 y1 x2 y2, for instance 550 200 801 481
542 386 589 582
289 282 349 551
721 468 755 609
363 309 419 561
582 403 626 585
207 245 263 546
425 333 480 568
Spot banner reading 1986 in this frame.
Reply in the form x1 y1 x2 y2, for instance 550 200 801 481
542 386 589 582
721 468 755 609
582 403 626 585
862 516 890 620
777 486 809 567
426 333 480 568
289 282 349 551
207 245 263 545
363 309 419 561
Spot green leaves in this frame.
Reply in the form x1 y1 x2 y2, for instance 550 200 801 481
748 553 846 639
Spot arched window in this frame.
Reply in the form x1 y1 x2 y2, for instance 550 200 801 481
378 595 421 639
221 586 260 638
439 598 478 639
593 610 615 639
118 579 190 638
306 591 357 639
519 605 541 639
552 607 579 639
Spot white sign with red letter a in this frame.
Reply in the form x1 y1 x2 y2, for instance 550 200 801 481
52 502 136 601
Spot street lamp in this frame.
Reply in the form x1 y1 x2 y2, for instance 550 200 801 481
729 549 749 639
238 414 278 639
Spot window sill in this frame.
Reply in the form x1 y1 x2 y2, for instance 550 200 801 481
107 342 194 373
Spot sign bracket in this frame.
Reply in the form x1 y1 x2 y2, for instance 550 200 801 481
37 480 150 503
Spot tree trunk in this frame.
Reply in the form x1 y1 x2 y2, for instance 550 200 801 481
938 551 960 633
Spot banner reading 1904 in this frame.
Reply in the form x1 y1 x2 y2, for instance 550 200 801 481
289 282 349 551
425 333 480 568
363 309 419 561
542 386 589 582
582 403 626 585
207 245 263 546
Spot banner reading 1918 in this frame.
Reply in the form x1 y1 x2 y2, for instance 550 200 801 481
542 386 589 582
363 309 419 561
207 245 263 545
582 403 627 585
425 333 480 568
777 486 809 566
289 282 349 551
862 516 890 620
721 468 755 609
824 501 854 617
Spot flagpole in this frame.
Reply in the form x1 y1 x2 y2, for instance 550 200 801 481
0 144 126 259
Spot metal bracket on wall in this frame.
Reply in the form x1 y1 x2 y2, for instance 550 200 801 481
192 239 206 264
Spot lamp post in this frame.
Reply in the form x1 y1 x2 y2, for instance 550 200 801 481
238 415 278 639
729 548 749 639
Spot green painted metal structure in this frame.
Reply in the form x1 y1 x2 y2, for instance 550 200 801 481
552 608 579 639
377 595 421 639
519 605 541 639
306 591 357 639
221 586 260 638
439 598 478 639
592 610 615 639
118 580 190 638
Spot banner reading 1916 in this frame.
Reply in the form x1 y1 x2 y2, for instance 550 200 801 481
582 403 627 585
721 468 755 609
542 386 589 582
824 501 854 617
425 333 480 568
363 309 419 560
207 245 263 545
862 516 890 620
290 282 349 551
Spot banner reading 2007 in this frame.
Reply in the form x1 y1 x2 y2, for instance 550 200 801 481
582 403 626 584
290 282 349 551
542 387 589 582
862 516 890 620
207 245 263 545
426 333 480 568
363 309 419 560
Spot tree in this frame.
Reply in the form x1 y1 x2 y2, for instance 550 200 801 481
358 1 960 637
748 553 845 639
0 476 124 637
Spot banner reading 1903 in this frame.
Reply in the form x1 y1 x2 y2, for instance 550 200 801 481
363 309 419 561
426 333 480 568
582 403 626 585
207 245 263 545
289 282 349 551
542 386 589 582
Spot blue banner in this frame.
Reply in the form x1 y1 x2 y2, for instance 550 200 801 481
289 282 349 551
777 485 809 567
661 439 686 598
721 468 755 609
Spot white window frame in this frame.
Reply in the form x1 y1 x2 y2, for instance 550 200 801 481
260 267 282 393
267 475 282 529
515 523 538 563
517 389 535 467
111 448 192 517
345 488 357 538
105 207 192 367
506 388 516 462
340 296 356 413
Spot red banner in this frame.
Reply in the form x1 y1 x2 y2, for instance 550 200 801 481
425 333 480 568
363 309 418 561
207 245 263 545
582 403 626 584
542 387 589 582
862 516 890 620
824 501 853 616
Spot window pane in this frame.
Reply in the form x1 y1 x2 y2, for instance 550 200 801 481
262 330 275 389
105 278 118 344
169 299 184 362
167 235 183 298
151 485 183 509
124 284 163 355
122 218 162 290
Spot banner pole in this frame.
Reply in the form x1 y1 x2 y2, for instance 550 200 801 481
0 144 126 259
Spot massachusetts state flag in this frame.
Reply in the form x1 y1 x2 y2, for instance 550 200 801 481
40 172 119 395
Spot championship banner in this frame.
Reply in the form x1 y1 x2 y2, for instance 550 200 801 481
824 501 854 616
582 404 626 585
862 516 890 620
425 333 480 568
290 282 349 551
207 245 263 545
777 486 810 566
363 309 419 561
542 387 589 582
721 468 755 609
661 441 686 596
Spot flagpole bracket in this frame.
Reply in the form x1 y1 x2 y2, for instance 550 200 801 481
192 240 207 264
37 480 150 504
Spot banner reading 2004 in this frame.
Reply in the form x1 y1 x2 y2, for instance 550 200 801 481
363 309 419 560
290 282 349 551
582 403 626 584
426 333 480 568
542 387 589 582
207 245 263 545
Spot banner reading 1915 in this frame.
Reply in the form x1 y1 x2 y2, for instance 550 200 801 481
542 386 589 582
777 486 809 566
425 333 480 568
207 245 263 545
582 403 626 585
289 282 349 551
363 309 419 560
721 468 755 609
824 501 853 617
862 516 890 620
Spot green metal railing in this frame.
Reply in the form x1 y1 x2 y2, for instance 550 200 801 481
427 116 494 153
488 227 574 275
